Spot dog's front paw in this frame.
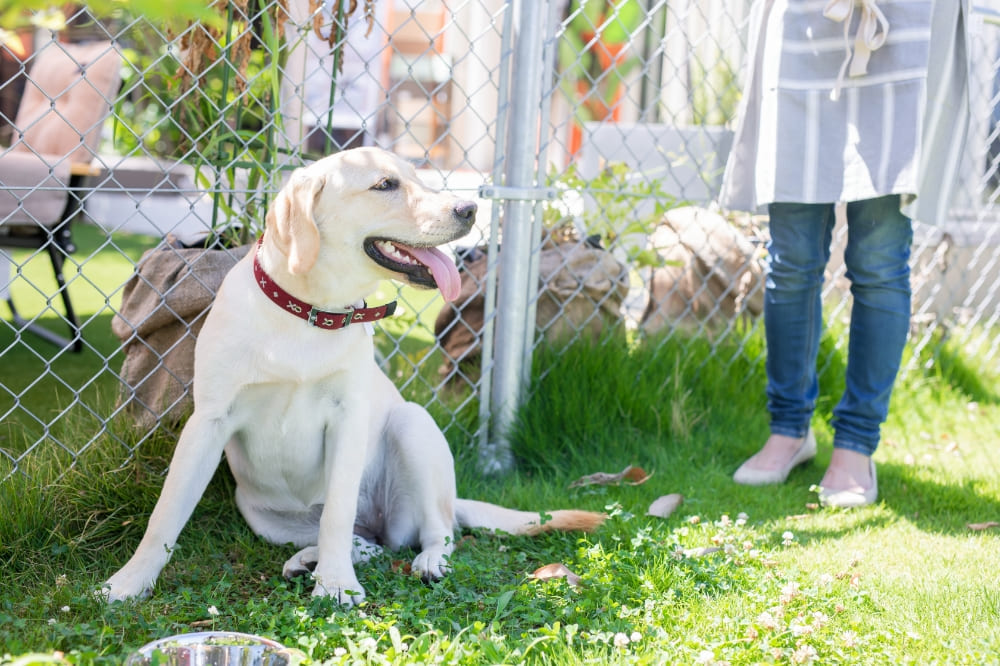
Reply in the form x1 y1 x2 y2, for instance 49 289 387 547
411 548 451 581
311 574 366 606
100 571 153 603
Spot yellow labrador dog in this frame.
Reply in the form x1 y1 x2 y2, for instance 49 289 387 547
103 148 604 605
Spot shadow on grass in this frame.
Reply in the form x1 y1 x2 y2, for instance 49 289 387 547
878 461 1000 534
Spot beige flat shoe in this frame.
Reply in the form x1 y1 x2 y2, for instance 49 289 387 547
819 458 878 508
733 430 817 485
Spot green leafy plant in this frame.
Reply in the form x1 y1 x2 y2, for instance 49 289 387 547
545 161 680 268
0 0 222 37
689 52 741 126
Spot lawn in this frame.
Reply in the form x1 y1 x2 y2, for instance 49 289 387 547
2 226 999 664
1 223 160 457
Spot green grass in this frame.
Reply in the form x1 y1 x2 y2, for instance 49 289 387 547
1 224 155 457
2 323 999 664
3 226 1000 663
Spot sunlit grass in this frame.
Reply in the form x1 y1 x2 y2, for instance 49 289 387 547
2 324 999 663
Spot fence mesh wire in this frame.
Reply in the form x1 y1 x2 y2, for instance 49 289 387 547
2 0 998 483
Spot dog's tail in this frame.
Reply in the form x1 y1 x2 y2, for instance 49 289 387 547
454 498 606 536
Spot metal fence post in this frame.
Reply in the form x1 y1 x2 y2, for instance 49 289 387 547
479 0 552 474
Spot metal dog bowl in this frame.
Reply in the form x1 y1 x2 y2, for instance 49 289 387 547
124 631 300 666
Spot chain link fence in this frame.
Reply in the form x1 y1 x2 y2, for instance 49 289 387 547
2 0 998 483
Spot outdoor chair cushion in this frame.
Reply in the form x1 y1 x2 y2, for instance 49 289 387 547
0 151 71 227
13 40 121 164
1 40 121 229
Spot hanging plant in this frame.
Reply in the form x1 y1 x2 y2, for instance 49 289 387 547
168 0 373 245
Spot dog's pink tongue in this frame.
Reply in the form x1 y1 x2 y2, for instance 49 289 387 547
408 246 462 301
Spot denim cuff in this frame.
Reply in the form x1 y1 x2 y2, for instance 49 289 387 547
831 437 876 457
770 424 811 440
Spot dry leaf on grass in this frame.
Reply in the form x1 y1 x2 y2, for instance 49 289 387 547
569 465 652 488
967 521 1000 531
391 560 412 575
455 534 477 549
647 493 683 519
531 562 582 588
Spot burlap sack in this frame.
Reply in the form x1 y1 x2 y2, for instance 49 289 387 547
641 207 764 334
112 243 251 428
434 240 629 377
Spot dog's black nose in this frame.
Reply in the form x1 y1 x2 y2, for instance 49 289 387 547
453 200 477 222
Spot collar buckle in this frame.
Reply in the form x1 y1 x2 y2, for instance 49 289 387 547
307 305 353 329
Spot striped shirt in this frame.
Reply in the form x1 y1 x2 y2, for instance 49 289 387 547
720 0 970 224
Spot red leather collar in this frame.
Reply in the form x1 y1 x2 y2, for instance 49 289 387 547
252 238 397 330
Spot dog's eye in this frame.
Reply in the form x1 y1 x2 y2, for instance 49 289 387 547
371 177 399 192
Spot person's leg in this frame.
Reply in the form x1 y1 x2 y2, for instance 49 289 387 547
822 195 912 495
734 202 835 481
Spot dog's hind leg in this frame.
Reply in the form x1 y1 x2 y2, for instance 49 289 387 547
379 402 457 580
283 546 319 578
283 537 381 579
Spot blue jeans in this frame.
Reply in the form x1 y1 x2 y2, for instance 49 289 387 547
765 196 912 457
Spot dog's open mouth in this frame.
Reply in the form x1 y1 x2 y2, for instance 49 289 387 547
364 238 462 301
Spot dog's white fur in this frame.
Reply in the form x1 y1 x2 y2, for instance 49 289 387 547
103 148 604 605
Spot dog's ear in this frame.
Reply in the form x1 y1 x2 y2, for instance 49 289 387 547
266 172 324 275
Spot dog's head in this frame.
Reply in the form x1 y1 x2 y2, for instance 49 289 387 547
265 147 476 301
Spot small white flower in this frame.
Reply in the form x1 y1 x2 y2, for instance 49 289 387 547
695 649 715 664
359 637 377 652
334 647 347 657
60 606 70 613
781 581 801 603
757 611 779 630
790 621 813 637
613 632 630 648
791 643 818 663
207 605 220 616
630 631 642 643
48 618 57 625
